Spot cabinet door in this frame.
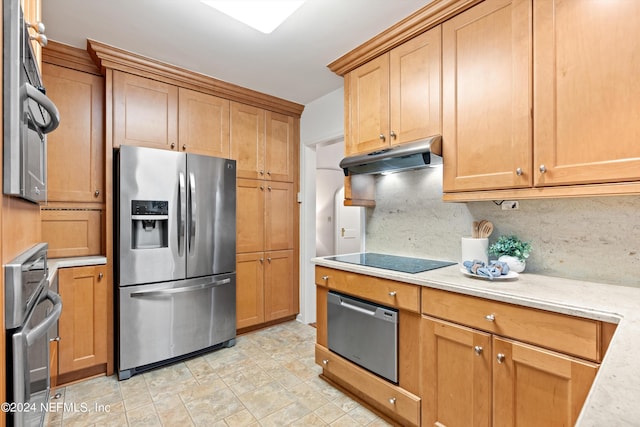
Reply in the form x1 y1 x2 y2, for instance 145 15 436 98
442 0 531 192
113 71 178 150
58 266 108 374
236 253 265 329
534 0 640 186
178 88 230 157
493 337 598 427
265 181 294 251
43 63 105 202
264 250 295 321
230 102 265 179
265 112 295 182
390 26 441 147
346 54 390 156
421 316 492 427
236 178 265 253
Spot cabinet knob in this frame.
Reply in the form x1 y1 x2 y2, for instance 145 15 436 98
389 397 396 405
516 168 523 176
267 171 271 176
388 291 397 297
322 276 329 281
259 258 264 263
539 164 547 174
30 33 48 47
171 143 176 149
268 186 272 191
98 272 104 280
497 353 506 364
50 336 60 342
485 314 495 322
474 345 483 356
26 21 46 34
267 257 272 263
390 130 397 140
182 144 187 151
260 185 264 191
94 189 100 197
322 359 329 365
260 170 264 175
379 134 386 142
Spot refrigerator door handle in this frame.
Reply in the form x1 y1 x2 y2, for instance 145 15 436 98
188 172 196 254
178 172 186 257
130 278 231 298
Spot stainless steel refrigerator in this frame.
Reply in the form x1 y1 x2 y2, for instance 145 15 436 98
115 145 236 380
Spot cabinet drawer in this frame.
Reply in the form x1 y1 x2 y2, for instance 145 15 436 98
315 344 420 427
42 209 102 258
422 287 603 362
315 266 420 312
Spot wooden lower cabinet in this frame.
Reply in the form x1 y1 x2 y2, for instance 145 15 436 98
58 266 108 377
421 316 598 427
236 250 295 329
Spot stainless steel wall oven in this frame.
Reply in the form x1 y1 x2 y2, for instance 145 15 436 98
5 243 62 427
3 0 59 203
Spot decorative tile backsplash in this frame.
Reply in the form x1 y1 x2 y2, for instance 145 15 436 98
365 167 640 287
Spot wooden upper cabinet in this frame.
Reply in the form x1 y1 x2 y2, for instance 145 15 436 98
442 0 531 192
230 102 265 179
346 26 441 157
178 88 230 157
265 111 295 182
43 63 105 203
113 71 178 150
533 0 640 187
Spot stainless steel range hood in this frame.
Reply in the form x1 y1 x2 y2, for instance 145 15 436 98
340 135 442 176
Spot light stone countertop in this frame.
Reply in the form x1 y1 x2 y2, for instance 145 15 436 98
47 256 108 285
312 255 640 426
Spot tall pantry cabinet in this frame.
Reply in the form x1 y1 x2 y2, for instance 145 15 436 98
232 103 298 330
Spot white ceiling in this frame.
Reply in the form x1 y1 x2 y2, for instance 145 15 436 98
42 0 432 106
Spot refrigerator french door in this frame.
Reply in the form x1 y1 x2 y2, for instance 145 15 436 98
116 145 236 380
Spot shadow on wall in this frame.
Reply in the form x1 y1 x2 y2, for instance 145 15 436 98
364 167 640 287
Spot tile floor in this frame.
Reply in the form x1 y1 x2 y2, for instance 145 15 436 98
45 321 391 426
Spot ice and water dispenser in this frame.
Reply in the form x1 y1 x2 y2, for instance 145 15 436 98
131 200 169 249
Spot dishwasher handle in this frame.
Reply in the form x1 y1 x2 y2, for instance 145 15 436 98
327 291 397 322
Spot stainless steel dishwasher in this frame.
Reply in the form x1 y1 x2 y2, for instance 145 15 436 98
327 291 398 383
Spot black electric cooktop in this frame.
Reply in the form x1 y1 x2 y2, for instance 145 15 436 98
326 253 456 274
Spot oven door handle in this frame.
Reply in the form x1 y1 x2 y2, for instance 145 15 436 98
14 290 62 403
25 290 62 346
25 82 61 134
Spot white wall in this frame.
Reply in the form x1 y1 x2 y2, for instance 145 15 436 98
316 141 346 257
299 88 344 324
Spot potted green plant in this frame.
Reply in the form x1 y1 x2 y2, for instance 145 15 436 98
488 234 532 273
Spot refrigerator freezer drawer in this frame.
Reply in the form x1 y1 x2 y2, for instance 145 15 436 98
118 273 236 378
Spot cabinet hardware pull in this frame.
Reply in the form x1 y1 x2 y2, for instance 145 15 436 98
322 276 329 280
474 345 483 356
52 392 62 400
390 130 397 140
259 258 264 263
26 21 45 34
497 353 506 364
268 186 272 191
260 186 264 191
260 170 264 175
267 171 271 176
389 397 396 405
182 144 187 150
30 33 48 47
539 164 547 173
379 134 386 142
322 359 329 365
388 291 397 297
98 272 104 280
516 168 523 176
485 314 495 322
267 257 272 263
95 189 100 197
50 336 60 342
170 143 176 149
